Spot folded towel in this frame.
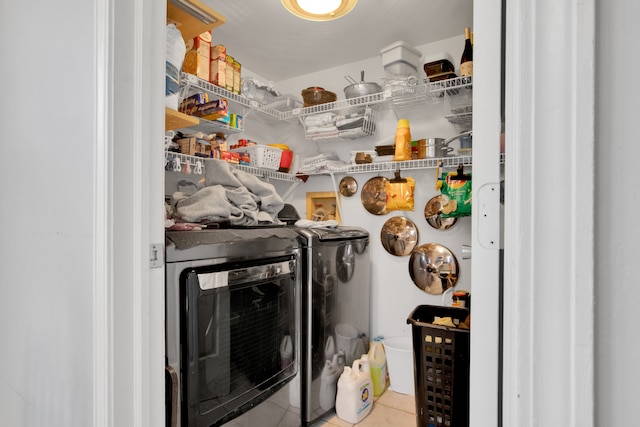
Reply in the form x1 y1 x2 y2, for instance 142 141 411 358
304 112 335 126
310 131 340 140
336 117 364 130
294 219 339 228
306 125 339 134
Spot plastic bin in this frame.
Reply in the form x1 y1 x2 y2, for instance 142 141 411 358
382 336 415 395
407 305 470 427
231 145 282 170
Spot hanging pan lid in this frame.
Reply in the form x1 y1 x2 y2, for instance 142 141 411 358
424 195 458 230
339 176 358 197
360 176 389 215
408 243 459 295
380 216 419 256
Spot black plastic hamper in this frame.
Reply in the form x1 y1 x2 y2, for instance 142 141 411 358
407 305 470 427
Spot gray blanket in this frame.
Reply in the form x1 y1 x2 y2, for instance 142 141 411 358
173 159 284 225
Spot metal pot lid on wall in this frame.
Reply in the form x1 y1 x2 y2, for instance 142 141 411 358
360 176 388 215
380 216 419 256
339 176 358 197
408 243 459 295
424 195 458 230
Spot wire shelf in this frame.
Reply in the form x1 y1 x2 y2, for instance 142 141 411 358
176 73 475 138
389 76 473 109
164 151 301 182
301 152 505 176
301 106 379 141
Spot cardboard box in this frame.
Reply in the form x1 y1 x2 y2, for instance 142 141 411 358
196 141 209 155
211 44 226 60
210 44 226 87
192 99 228 121
178 92 209 115
210 58 226 87
177 137 198 156
233 60 241 94
225 55 235 92
182 31 211 81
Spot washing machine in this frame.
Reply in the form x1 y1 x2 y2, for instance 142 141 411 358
295 226 371 426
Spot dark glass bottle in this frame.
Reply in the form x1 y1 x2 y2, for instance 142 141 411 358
460 27 473 76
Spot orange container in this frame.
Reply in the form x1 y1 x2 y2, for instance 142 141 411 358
268 144 293 173
278 149 293 172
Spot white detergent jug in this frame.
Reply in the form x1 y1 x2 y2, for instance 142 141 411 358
319 350 345 410
335 356 373 424
368 336 389 397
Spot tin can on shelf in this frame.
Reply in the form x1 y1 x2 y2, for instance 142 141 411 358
452 291 470 308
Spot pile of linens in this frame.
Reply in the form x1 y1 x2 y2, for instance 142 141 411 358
303 108 374 140
166 159 284 229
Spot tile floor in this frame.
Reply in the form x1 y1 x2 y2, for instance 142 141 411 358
222 386 417 427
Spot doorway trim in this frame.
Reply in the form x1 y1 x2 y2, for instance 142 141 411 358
502 0 595 425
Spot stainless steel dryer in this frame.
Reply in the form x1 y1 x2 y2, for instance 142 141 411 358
295 227 371 426
165 229 301 427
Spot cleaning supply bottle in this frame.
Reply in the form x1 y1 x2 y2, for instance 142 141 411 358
280 335 293 374
367 336 389 397
393 119 412 161
335 355 373 424
319 350 346 410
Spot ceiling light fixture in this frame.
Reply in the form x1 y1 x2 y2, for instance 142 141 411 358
281 0 358 21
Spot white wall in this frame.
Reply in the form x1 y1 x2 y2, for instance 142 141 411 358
0 0 166 426
0 1 96 425
594 1 640 425
217 35 474 339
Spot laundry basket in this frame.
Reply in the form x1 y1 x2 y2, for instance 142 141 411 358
407 305 470 427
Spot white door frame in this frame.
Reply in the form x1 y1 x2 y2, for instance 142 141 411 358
95 0 597 424
469 1 503 425
94 0 166 425
502 0 595 425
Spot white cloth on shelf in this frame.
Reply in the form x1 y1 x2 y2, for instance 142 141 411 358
304 112 336 126
306 125 339 135
294 219 339 228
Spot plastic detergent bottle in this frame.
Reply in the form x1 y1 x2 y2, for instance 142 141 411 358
319 350 346 411
335 356 373 424
393 119 412 161
368 336 389 397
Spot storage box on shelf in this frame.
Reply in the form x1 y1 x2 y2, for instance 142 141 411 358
230 145 283 171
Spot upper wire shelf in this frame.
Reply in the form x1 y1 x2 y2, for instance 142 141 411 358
178 72 474 125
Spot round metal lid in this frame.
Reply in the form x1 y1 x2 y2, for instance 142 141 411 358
424 195 458 230
360 176 389 215
408 243 459 295
380 216 419 256
339 176 358 197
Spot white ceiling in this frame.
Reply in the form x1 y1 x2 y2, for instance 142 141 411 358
202 0 473 82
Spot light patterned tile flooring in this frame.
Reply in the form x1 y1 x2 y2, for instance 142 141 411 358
222 386 416 427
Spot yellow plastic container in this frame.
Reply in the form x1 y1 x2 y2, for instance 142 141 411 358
368 337 389 396
393 119 412 161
